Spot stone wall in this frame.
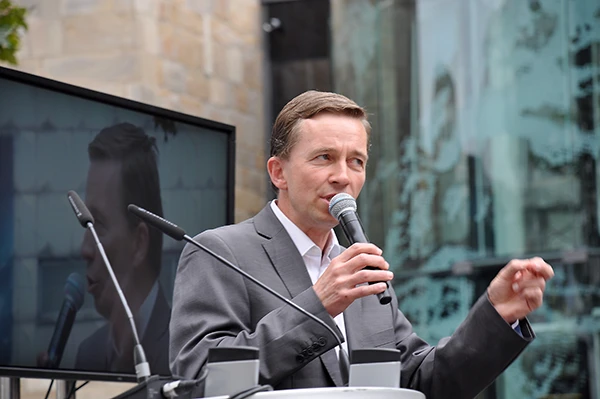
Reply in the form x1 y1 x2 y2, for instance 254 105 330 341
2 0 267 397
8 0 267 222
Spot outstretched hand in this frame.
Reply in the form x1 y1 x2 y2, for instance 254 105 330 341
487 257 554 324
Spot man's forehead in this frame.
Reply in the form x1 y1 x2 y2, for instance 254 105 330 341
298 117 368 147
299 114 367 135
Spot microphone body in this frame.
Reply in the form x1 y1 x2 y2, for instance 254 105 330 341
329 193 392 305
47 273 85 368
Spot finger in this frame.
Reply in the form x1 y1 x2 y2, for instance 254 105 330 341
499 259 529 279
350 269 394 286
513 276 546 293
514 270 523 281
350 282 388 300
345 252 389 273
525 257 555 280
327 253 388 277
519 286 544 310
336 243 383 262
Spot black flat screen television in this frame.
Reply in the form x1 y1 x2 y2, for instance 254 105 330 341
0 66 235 382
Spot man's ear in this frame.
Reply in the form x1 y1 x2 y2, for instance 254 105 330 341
267 156 288 191
132 222 150 269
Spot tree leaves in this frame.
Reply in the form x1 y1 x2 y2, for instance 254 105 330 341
0 0 28 65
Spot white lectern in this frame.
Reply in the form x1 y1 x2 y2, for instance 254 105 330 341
207 387 425 399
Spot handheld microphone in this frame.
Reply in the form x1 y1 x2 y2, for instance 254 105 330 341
46 273 85 368
66 190 151 382
328 193 392 305
127 204 351 386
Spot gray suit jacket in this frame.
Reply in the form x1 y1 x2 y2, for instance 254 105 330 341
170 205 533 398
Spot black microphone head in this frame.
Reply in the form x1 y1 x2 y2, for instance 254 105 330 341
64 272 85 311
329 193 357 220
67 190 94 227
127 204 186 241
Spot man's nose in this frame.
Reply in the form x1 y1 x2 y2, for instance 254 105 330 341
80 229 95 261
330 161 350 186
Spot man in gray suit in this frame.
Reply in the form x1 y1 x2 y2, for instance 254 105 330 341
169 91 554 398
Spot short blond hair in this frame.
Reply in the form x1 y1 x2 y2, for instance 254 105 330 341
270 90 371 159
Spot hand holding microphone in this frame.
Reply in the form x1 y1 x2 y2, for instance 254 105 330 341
326 193 393 307
313 243 392 317
126 203 352 387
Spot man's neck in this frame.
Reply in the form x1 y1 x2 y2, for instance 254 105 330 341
272 199 333 252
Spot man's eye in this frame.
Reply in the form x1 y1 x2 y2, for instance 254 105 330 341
352 158 365 167
317 154 330 160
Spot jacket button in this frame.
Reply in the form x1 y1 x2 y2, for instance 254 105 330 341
317 337 327 346
296 354 305 363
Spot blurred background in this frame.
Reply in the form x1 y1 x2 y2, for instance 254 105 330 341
1 0 599 398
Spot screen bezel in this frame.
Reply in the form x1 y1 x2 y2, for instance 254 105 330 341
0 66 236 382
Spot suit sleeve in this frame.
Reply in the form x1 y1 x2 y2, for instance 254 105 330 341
391 289 534 398
169 230 342 385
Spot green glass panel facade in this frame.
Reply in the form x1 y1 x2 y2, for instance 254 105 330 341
331 0 600 397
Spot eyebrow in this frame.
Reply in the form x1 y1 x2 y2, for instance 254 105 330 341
353 150 369 162
308 147 368 161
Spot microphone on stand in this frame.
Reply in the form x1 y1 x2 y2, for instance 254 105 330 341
68 191 205 399
126 204 351 386
66 190 151 382
46 273 85 368
328 193 392 305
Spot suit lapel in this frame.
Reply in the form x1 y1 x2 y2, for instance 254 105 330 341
262 234 313 299
255 205 313 299
254 204 344 386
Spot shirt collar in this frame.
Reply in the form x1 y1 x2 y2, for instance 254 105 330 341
270 200 341 258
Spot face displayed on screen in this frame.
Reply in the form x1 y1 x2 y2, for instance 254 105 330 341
0 68 234 378
80 159 140 321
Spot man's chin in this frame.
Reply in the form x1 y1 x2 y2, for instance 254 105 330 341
94 299 115 322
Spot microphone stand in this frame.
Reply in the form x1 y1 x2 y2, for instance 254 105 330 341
68 191 201 399
86 223 151 381
67 190 150 382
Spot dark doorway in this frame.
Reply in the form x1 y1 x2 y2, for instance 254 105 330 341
263 0 333 123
